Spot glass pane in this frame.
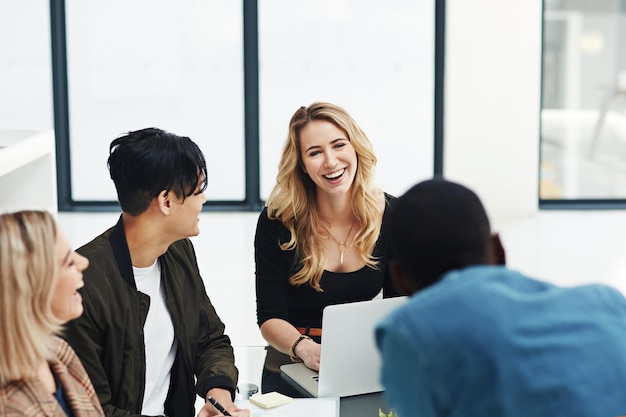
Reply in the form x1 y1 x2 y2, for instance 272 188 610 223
66 0 244 201
541 0 626 199
258 0 435 199
0 0 53 129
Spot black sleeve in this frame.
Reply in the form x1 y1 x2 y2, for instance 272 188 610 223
183 240 238 400
381 193 401 298
254 208 294 327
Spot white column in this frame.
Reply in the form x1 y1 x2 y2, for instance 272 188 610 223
444 0 543 223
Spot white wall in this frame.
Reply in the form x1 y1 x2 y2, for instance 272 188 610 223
444 0 543 224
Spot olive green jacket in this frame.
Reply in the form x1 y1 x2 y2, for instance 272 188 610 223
63 217 238 417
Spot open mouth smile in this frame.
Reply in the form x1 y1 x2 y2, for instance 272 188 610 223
324 168 345 180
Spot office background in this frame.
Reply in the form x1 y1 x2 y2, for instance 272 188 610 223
2 0 626 408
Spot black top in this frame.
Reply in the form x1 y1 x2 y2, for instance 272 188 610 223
255 194 399 329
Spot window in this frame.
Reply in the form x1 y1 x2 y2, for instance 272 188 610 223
541 0 626 202
64 0 245 203
48 1 442 210
258 0 435 199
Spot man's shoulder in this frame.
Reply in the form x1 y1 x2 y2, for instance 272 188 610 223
570 281 625 298
166 238 195 258
76 227 123 291
380 267 543 325
76 226 115 260
565 282 626 314
162 239 200 273
438 265 552 294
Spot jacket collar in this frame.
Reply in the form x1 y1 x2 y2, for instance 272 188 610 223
109 215 136 290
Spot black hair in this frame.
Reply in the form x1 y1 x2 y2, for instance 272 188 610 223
390 178 491 290
107 127 208 216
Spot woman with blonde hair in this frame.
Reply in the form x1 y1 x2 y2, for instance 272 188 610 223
255 102 400 394
0 211 103 416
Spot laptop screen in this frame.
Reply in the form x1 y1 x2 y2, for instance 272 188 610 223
281 296 407 398
317 296 407 397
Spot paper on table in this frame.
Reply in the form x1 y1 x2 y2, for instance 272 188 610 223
236 398 339 417
249 392 292 408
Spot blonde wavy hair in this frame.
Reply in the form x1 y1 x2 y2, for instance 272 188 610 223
0 211 62 386
266 102 383 291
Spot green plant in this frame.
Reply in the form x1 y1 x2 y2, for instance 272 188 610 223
379 408 398 417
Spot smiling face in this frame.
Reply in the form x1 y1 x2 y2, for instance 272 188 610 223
299 119 358 198
168 177 207 239
51 231 89 323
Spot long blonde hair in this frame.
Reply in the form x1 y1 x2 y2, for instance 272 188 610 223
266 102 383 291
0 211 61 386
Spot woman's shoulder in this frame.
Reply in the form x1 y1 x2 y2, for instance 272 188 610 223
255 206 290 241
379 191 397 231
381 191 397 214
50 336 78 365
257 206 280 228
383 191 397 204
0 379 36 413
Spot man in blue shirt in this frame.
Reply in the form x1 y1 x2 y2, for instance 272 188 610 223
376 179 626 417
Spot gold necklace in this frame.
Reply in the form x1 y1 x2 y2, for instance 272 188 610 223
326 220 356 265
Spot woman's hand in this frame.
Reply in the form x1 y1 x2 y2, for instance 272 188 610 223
295 338 321 371
260 318 321 370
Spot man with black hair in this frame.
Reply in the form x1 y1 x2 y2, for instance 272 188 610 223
376 178 626 417
63 128 249 417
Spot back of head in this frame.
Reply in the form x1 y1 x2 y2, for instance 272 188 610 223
0 210 60 385
391 179 492 291
108 127 208 216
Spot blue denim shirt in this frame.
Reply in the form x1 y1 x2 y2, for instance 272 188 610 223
376 265 626 417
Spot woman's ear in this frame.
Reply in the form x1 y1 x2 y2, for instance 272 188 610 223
487 233 506 265
389 260 418 296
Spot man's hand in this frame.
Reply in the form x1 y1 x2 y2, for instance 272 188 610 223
197 388 250 417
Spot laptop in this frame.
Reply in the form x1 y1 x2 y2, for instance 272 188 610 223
280 296 407 398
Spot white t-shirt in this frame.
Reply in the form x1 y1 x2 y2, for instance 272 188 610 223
134 260 178 416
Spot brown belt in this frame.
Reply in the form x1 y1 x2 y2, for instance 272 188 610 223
296 327 322 337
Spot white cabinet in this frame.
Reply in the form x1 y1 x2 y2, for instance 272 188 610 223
0 129 57 214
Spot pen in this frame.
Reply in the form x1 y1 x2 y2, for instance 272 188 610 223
207 396 232 416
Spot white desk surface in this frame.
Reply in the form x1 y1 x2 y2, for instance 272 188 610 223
236 398 339 417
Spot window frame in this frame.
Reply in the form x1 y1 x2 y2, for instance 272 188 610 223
538 0 626 209
50 0 445 212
